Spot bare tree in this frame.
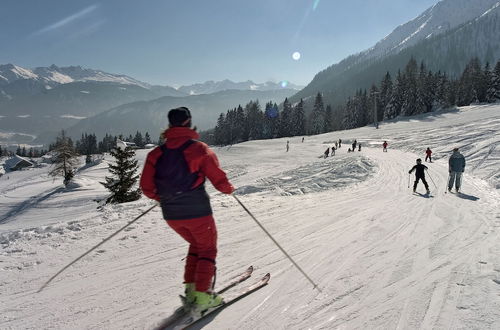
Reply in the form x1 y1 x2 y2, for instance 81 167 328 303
49 130 79 187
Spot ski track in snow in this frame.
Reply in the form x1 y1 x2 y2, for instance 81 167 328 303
1 104 500 329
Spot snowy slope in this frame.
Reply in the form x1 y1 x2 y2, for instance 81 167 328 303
1 104 499 329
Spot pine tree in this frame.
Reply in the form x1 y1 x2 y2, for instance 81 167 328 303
16 145 21 156
324 105 333 132
310 93 325 135
379 72 393 119
291 98 306 136
214 113 226 145
401 58 419 116
246 101 263 140
491 61 500 102
49 130 79 187
133 131 144 148
101 146 141 204
279 98 293 137
144 132 152 145
384 70 404 119
235 105 246 142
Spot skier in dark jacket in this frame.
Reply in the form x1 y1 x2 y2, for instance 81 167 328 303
409 158 430 194
352 139 357 151
140 107 234 313
448 148 465 192
324 147 330 158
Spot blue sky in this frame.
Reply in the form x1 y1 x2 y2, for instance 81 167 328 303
0 0 438 87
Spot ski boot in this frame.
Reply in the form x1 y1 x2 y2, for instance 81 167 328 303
180 283 196 311
426 189 430 194
413 187 416 193
191 291 224 316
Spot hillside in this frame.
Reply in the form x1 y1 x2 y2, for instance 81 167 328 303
60 88 298 142
291 0 500 107
1 103 499 329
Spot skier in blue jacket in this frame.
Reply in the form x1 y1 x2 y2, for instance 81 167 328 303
448 148 466 192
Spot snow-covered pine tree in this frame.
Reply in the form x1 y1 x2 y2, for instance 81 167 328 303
49 130 79 187
101 146 141 204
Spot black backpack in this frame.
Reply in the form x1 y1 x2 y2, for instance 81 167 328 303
154 140 199 198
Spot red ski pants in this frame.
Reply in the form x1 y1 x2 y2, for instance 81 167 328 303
167 215 217 292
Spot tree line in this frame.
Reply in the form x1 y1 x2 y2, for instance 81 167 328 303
202 57 500 146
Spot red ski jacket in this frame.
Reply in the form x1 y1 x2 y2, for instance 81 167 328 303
140 127 234 219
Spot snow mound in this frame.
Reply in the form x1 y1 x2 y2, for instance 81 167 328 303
236 156 376 196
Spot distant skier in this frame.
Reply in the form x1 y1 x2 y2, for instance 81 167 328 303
358 143 361 152
425 147 432 162
382 141 388 152
331 146 336 156
409 158 430 194
140 107 234 314
286 140 290 152
324 147 330 158
352 139 357 151
448 147 466 192
339 139 342 148
302 137 304 143
335 141 338 149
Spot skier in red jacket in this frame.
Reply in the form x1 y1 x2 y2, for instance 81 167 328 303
140 107 234 313
425 147 432 162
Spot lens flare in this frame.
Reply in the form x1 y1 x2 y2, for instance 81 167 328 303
313 0 321 11
292 52 301 60
280 81 289 88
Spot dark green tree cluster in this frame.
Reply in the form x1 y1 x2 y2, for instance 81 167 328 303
209 97 312 146
101 146 141 204
203 57 500 146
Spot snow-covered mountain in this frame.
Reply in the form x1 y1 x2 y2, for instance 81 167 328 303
178 79 303 95
0 64 150 89
292 0 500 108
360 0 500 62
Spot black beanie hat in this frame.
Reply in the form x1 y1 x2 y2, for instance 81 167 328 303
168 107 192 127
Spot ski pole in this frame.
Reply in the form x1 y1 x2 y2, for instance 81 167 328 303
232 194 321 293
408 173 411 188
425 169 437 189
37 203 158 293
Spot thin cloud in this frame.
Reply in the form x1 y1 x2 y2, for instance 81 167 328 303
32 4 100 36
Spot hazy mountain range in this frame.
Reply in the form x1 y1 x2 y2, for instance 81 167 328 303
0 64 301 144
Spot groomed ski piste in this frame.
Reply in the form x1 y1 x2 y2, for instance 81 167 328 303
1 104 500 329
